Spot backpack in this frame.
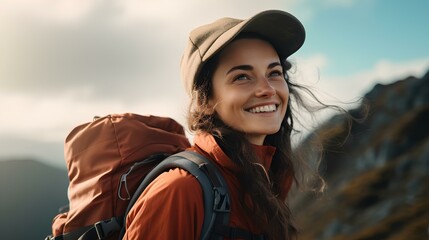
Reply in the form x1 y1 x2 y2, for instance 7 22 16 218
45 113 231 240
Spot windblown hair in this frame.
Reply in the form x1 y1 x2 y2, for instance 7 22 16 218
187 35 345 239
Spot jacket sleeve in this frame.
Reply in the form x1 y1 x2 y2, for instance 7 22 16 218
123 168 204 240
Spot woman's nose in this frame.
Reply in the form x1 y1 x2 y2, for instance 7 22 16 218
255 78 276 97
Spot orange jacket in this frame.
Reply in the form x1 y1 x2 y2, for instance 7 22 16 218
123 133 293 239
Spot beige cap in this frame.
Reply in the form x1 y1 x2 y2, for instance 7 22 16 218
180 9 305 95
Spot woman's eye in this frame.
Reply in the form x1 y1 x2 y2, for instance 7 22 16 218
235 74 249 81
269 70 283 77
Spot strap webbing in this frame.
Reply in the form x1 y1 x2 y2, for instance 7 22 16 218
78 217 122 240
48 217 122 240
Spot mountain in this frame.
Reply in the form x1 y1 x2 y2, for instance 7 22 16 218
0 159 68 239
291 70 429 239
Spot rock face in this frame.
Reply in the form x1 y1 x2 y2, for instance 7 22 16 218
291 71 429 240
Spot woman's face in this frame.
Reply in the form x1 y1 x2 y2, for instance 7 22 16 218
209 38 289 145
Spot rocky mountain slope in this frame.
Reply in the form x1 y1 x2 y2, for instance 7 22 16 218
291 70 429 239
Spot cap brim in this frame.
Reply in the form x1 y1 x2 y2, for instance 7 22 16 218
203 10 305 61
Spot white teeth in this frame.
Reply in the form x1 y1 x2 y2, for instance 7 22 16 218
248 104 277 113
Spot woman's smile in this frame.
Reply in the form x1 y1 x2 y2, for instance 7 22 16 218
246 103 278 113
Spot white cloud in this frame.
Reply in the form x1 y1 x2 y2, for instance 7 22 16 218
0 0 300 101
118 0 299 21
287 55 429 134
292 55 429 104
358 59 429 87
0 5 176 101
291 54 329 85
287 56 429 149
0 0 93 20
324 58 429 104
0 90 189 142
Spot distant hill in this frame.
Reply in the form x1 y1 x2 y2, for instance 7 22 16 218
0 159 68 239
291 70 429 239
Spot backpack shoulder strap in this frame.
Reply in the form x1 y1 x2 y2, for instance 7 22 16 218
174 151 231 240
174 152 266 240
123 150 231 240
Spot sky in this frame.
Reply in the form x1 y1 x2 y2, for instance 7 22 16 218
1 0 429 168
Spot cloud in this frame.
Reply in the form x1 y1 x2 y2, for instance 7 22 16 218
0 90 190 141
0 0 298 102
0 134 65 168
286 55 429 143
292 55 429 107
357 58 429 87
0 1 181 103
290 54 329 85
327 58 429 103
0 0 301 139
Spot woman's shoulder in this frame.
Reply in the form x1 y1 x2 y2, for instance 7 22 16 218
127 168 204 219
143 168 203 200
125 168 205 239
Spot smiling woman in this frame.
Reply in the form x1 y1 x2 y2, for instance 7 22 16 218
123 10 339 240
208 38 289 145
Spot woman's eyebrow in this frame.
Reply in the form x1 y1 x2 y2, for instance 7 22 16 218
227 65 253 74
268 62 282 69
227 62 281 74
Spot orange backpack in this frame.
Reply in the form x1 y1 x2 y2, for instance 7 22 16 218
46 113 231 240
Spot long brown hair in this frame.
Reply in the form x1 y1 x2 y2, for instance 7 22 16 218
187 35 336 239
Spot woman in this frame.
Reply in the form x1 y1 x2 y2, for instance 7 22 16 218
125 10 320 239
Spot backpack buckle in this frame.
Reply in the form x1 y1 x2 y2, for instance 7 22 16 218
213 187 231 213
94 217 121 239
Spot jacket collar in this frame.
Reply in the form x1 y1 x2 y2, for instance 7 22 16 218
193 133 276 172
